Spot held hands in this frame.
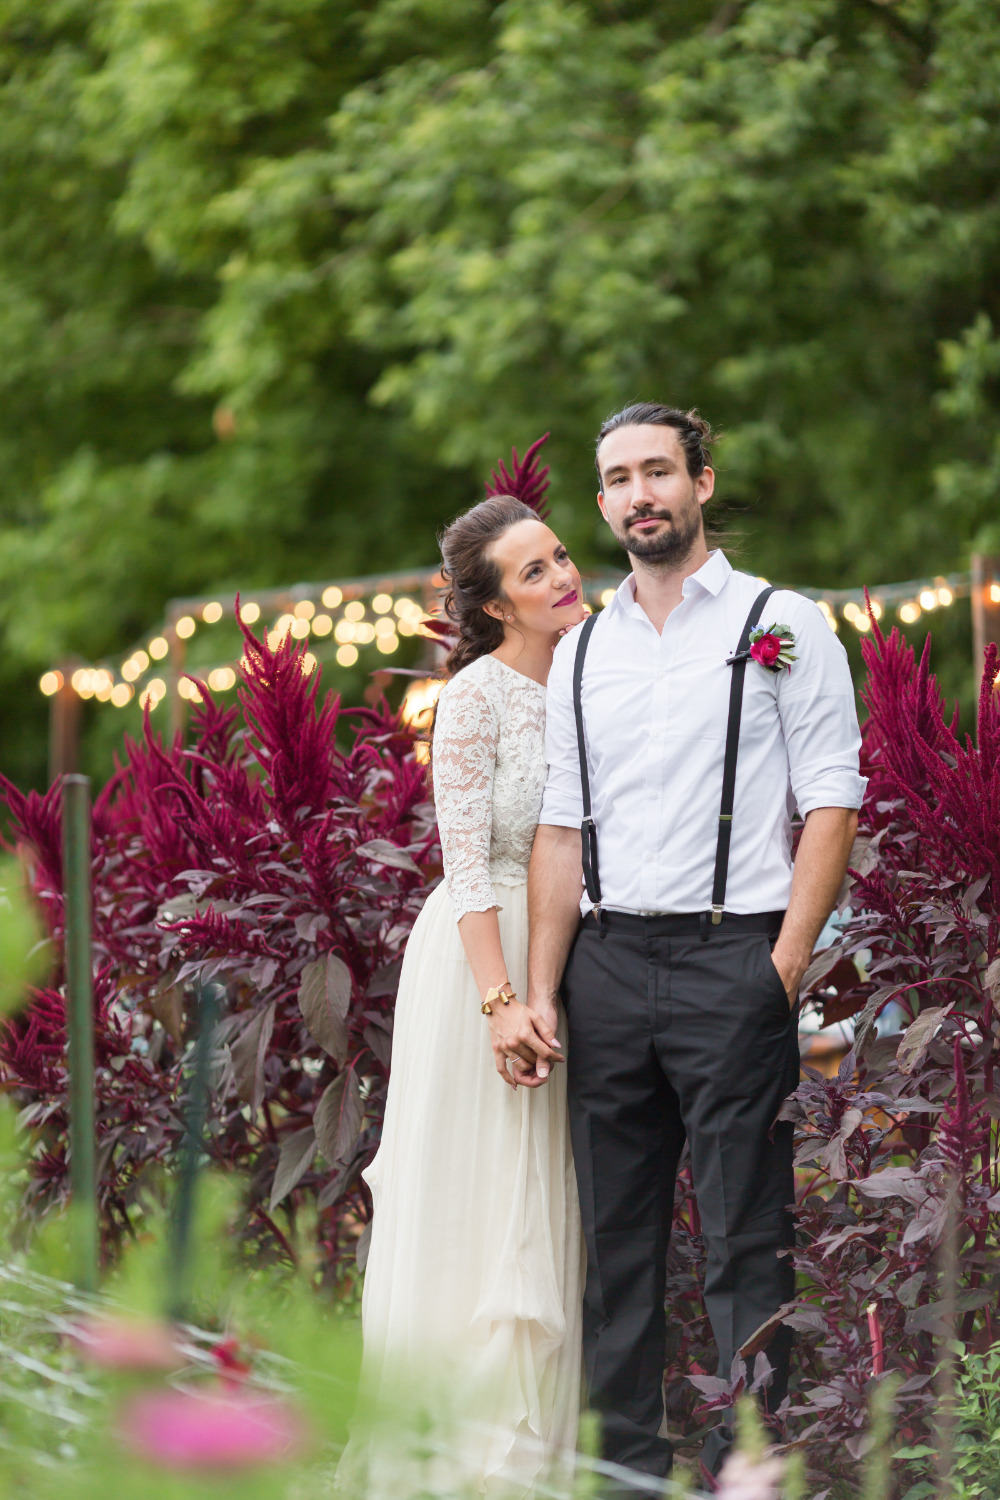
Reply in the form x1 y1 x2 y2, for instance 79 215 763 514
487 997 563 1090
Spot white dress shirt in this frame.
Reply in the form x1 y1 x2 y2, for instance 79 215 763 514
540 550 867 915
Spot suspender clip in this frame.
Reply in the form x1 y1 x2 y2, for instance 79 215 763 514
718 813 733 822
711 905 724 925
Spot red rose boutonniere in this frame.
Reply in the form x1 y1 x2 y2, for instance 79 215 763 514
748 622 797 673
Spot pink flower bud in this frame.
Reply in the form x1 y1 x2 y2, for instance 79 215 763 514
118 1388 308 1470
67 1316 181 1371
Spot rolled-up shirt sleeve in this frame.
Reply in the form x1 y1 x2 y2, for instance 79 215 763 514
539 627 584 828
776 596 868 815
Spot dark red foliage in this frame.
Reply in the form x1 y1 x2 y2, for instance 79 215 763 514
484 432 552 520
0 624 438 1274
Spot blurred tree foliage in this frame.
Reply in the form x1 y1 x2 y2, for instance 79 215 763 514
0 0 997 786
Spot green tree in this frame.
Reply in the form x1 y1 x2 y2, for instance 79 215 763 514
1 0 997 789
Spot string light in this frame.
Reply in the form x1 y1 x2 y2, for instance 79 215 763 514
401 678 443 731
991 584 1000 605
39 566 975 714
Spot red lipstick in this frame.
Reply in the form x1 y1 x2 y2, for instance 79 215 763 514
554 590 579 608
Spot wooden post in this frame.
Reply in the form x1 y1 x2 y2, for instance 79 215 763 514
971 553 1000 676
49 665 80 784
62 775 98 1291
168 625 187 743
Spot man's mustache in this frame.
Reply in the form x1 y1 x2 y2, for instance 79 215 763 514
624 510 673 529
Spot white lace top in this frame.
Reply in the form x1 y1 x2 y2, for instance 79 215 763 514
432 653 548 920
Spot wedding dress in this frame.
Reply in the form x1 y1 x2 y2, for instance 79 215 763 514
341 653 584 1497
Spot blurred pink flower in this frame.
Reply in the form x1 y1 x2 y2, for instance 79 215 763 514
715 1448 787 1500
67 1316 181 1371
119 1388 307 1469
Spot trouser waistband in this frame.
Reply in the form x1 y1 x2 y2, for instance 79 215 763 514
581 909 785 938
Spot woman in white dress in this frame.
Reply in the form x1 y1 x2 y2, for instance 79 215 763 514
344 494 586 1497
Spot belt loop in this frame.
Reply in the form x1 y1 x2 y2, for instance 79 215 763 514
596 905 606 940
699 911 710 943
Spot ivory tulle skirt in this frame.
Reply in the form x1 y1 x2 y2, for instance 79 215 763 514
338 878 584 1498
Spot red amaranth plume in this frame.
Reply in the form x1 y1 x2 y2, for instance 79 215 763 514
485 432 552 520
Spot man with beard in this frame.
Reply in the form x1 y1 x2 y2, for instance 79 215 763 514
524 403 865 1484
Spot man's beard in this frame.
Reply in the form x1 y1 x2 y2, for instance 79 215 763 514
613 501 703 567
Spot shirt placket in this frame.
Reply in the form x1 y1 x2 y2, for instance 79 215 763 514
641 607 682 911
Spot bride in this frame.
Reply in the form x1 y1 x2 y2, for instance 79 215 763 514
343 492 586 1496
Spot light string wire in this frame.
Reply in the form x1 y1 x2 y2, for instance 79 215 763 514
37 566 977 711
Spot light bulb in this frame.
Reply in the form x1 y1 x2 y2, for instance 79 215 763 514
202 601 223 624
293 600 315 620
937 587 953 607
918 589 937 611
372 593 393 614
240 602 260 624
39 671 63 696
322 585 343 608
899 602 920 624
175 616 196 639
344 600 365 622
376 634 399 654
149 636 169 660
111 683 132 707
334 621 355 644
393 597 416 618
336 644 359 667
312 614 332 636
375 617 396 638
302 652 318 675
355 622 376 645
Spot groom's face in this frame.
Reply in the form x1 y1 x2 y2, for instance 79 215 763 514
596 423 714 566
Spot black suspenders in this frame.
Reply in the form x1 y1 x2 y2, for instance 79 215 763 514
571 585 776 933
572 610 602 909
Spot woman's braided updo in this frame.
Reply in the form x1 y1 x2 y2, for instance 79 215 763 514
439 495 538 676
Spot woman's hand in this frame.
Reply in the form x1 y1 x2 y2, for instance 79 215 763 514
487 999 562 1090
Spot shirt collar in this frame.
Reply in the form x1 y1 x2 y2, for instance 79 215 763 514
615 549 732 617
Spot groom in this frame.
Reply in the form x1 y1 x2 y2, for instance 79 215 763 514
524 403 865 1480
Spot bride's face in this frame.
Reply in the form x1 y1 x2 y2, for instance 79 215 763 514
485 518 585 638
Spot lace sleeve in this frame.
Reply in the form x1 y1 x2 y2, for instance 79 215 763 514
433 673 500 921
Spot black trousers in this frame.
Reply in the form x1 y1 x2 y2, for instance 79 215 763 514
562 910 800 1478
